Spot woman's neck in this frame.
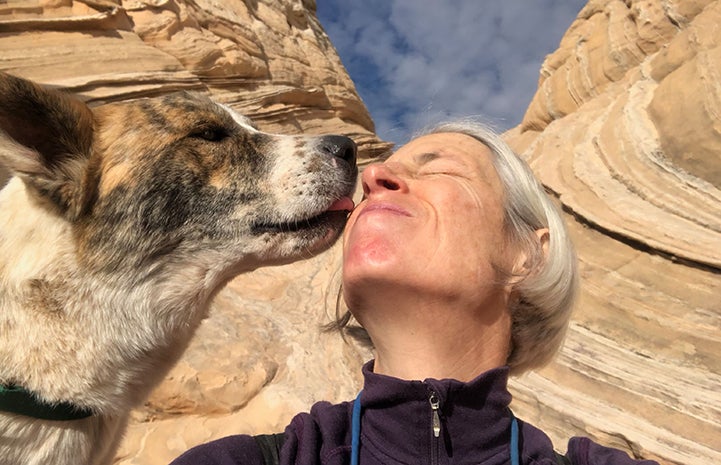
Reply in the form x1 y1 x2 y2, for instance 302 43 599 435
372 331 509 382
359 295 512 382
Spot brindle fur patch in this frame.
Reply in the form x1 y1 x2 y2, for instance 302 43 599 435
78 93 273 273
22 278 65 316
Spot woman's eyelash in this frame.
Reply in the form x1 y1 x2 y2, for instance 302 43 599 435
419 165 456 175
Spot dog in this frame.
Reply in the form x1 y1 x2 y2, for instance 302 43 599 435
0 72 357 465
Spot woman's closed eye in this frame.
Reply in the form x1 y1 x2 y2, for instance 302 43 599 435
418 159 466 177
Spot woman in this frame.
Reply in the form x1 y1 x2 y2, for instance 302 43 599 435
170 120 658 465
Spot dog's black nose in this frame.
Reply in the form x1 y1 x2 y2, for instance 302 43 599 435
320 135 357 165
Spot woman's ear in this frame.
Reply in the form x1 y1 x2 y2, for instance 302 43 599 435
536 227 550 258
512 228 549 277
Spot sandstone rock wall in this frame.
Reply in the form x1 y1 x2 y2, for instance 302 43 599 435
0 1 718 465
0 0 390 169
504 1 721 464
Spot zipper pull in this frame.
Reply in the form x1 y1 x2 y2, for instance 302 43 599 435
429 392 441 438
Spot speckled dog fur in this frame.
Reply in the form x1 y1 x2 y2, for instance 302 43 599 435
0 72 357 465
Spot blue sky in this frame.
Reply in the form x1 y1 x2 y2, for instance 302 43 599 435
316 0 586 145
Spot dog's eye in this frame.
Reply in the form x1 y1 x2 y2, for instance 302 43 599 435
191 127 228 142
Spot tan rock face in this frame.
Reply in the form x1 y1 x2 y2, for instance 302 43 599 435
506 1 721 464
0 1 719 465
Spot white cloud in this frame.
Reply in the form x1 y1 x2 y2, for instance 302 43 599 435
317 0 586 144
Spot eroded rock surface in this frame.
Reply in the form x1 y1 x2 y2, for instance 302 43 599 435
505 2 721 463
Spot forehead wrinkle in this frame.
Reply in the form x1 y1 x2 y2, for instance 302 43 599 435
411 149 474 174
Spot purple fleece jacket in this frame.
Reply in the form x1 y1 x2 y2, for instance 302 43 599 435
170 361 658 465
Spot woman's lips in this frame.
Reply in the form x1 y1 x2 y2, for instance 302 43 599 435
357 202 412 218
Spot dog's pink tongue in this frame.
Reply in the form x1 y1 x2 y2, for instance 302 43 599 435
327 196 355 212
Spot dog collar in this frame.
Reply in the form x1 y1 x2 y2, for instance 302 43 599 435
0 384 94 421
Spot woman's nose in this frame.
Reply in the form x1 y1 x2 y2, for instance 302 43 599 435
361 162 408 196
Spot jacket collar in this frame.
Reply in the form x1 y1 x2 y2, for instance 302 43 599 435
358 360 514 465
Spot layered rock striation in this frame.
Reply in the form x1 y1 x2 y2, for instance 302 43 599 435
0 1 718 465
505 1 721 464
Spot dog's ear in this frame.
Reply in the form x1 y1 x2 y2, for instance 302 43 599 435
0 72 95 219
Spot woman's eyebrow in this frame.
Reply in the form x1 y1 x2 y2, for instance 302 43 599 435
414 152 440 165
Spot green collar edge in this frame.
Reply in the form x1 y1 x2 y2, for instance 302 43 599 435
0 384 94 421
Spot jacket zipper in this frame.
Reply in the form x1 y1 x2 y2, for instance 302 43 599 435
429 391 440 465
429 392 441 438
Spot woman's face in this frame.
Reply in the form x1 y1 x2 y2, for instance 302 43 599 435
342 132 515 313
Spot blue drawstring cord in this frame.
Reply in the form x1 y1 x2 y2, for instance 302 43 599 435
351 391 362 465
510 413 520 465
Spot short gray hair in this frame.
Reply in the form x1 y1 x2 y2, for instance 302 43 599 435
328 119 578 375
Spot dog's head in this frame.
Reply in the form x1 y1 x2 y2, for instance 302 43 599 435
0 72 357 282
